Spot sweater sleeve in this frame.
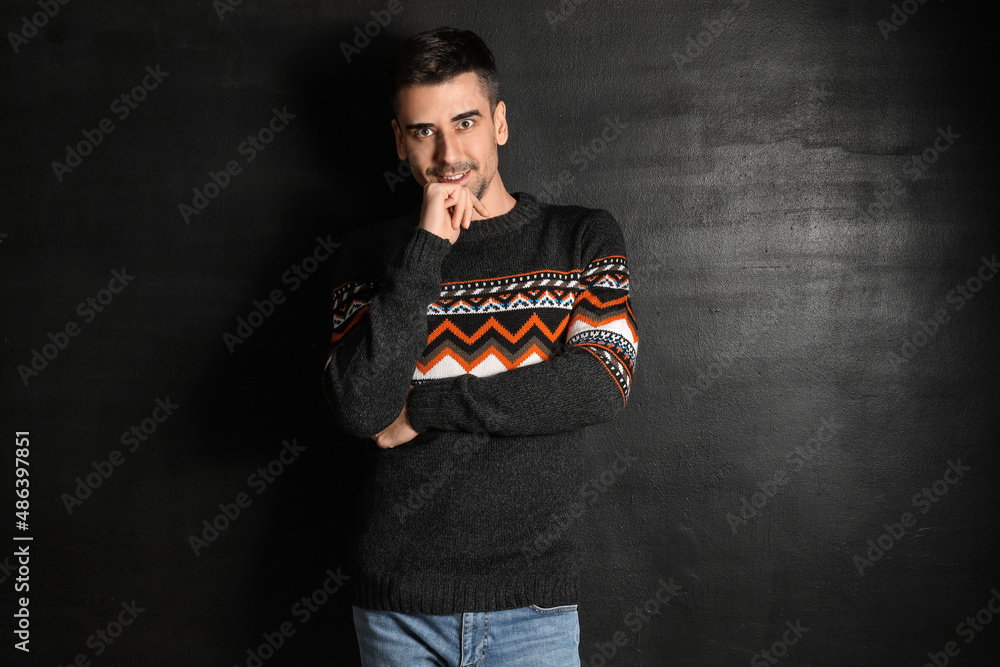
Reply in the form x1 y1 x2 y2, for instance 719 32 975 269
322 224 453 439
406 212 639 437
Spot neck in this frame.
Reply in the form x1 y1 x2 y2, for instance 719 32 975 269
472 173 517 221
450 191 542 243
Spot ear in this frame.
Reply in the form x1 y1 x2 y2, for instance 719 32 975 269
391 118 406 160
493 101 509 147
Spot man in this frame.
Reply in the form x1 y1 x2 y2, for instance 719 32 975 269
322 26 638 666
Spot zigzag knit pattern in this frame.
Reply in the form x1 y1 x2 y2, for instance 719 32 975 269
330 281 377 344
330 255 638 404
323 191 640 614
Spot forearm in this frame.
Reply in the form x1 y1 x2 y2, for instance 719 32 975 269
323 226 452 439
406 214 639 438
406 344 631 437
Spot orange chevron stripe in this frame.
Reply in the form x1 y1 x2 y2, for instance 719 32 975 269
333 297 637 346
576 341 634 380
568 311 639 342
589 254 628 264
573 291 631 309
626 301 639 342
580 347 627 406
427 312 570 346
415 341 554 374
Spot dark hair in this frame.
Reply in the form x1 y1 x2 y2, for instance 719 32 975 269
387 26 499 120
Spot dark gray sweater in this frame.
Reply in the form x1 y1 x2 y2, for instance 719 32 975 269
322 191 639 614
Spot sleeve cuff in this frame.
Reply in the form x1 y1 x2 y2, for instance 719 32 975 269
381 226 453 305
398 226 453 272
406 379 455 433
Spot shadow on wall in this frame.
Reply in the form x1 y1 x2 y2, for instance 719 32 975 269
188 20 422 665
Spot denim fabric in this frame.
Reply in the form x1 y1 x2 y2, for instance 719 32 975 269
353 603 581 666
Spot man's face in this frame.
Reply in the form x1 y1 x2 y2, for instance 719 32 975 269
391 70 507 201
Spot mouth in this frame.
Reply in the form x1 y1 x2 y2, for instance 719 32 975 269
439 170 470 184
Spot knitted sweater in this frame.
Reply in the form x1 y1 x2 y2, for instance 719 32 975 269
322 191 639 614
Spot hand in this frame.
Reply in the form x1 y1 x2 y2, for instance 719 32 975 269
419 181 490 244
372 385 418 449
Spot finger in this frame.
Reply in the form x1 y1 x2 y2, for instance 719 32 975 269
457 191 469 229
472 196 490 218
466 191 476 228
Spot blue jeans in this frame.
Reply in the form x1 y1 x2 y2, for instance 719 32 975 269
352 604 581 666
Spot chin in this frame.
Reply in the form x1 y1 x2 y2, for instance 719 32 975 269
473 176 491 200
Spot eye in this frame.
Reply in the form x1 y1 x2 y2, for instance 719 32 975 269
458 119 474 130
414 128 433 138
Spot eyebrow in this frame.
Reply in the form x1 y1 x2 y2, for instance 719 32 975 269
404 109 482 132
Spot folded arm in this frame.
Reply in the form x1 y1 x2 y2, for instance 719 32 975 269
322 225 453 439
406 212 639 437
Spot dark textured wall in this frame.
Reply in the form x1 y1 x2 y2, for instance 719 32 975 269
2 1 997 665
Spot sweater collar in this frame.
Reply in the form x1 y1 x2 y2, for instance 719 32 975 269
448 191 542 243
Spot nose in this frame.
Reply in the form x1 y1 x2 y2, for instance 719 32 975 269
435 130 463 171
